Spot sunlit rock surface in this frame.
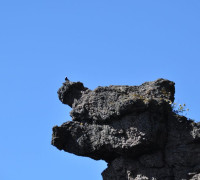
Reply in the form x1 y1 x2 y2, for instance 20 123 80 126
52 78 200 180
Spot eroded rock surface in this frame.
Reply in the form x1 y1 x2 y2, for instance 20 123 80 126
52 78 200 180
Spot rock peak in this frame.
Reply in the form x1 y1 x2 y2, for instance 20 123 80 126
52 78 200 180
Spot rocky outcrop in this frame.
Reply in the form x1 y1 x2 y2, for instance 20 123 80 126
52 78 200 180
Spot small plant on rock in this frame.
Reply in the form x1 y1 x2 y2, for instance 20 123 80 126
169 101 189 116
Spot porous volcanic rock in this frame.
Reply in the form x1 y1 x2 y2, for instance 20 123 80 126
52 78 200 180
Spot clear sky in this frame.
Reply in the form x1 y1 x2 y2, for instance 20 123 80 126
1 1 200 180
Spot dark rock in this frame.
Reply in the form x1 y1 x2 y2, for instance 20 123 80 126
57 78 89 107
70 78 174 122
52 78 200 180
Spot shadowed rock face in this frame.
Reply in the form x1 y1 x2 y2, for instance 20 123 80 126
52 78 200 180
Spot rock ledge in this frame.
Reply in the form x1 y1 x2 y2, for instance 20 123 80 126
52 78 200 180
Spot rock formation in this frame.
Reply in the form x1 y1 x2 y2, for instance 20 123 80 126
52 78 200 180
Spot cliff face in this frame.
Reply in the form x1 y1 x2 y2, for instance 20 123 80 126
52 78 200 180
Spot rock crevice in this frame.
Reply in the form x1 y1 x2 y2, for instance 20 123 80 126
52 78 200 180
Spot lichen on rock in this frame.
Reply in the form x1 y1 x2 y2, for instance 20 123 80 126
52 78 200 180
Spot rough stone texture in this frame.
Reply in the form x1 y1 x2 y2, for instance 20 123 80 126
52 78 200 180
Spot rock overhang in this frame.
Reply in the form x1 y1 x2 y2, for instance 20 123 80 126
52 78 200 179
52 78 174 162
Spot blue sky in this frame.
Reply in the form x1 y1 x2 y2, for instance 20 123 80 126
1 1 200 180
